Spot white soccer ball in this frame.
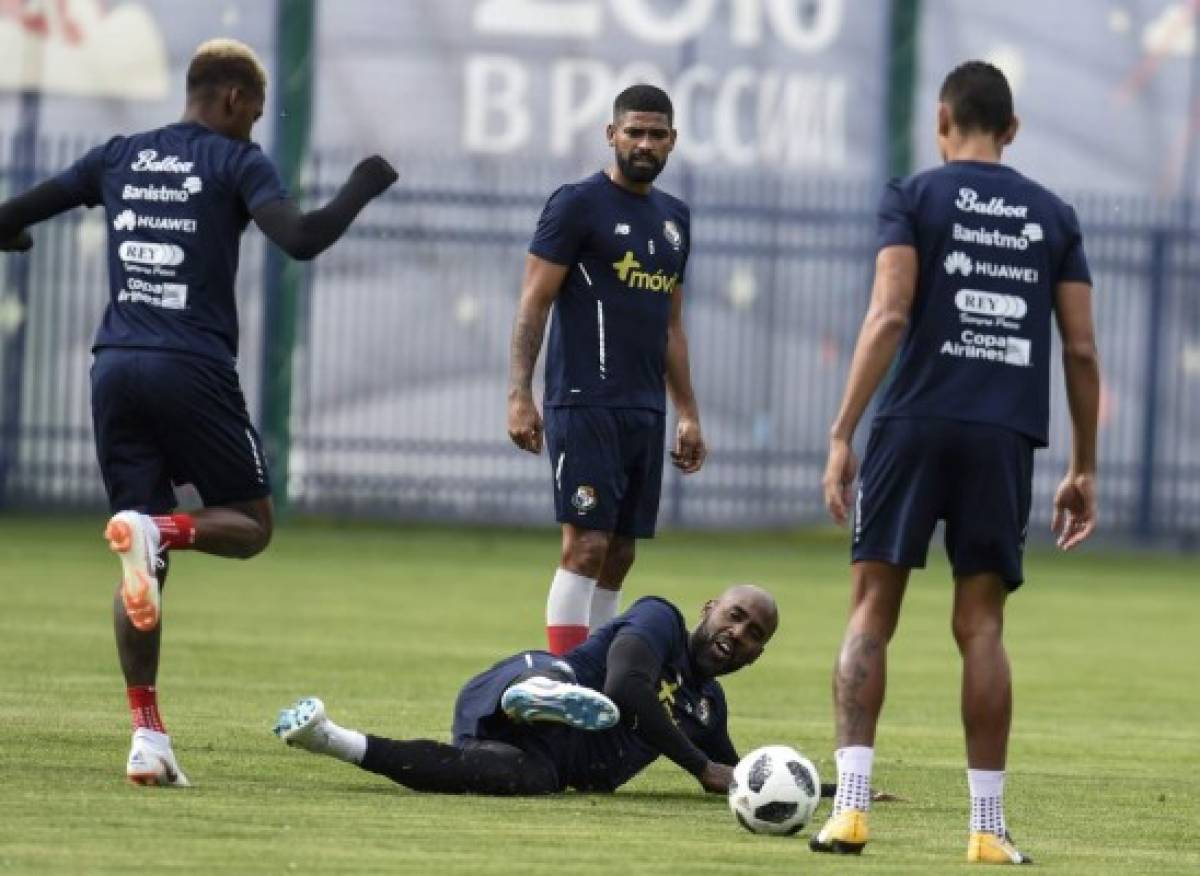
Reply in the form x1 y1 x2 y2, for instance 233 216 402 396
728 745 821 836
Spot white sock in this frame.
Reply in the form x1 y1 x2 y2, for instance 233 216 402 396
546 567 596 653
589 587 621 628
833 745 874 814
968 769 1007 836
320 719 367 764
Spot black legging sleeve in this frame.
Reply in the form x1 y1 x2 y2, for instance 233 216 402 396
359 736 560 796
251 155 397 260
0 178 86 243
602 633 709 778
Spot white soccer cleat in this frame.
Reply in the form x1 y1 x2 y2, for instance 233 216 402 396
273 697 335 755
126 728 190 787
105 511 163 632
500 676 619 731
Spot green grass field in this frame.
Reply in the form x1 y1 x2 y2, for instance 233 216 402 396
1 515 1196 874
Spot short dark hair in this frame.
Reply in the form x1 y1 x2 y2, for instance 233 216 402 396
187 38 267 100
613 84 673 126
939 61 1013 136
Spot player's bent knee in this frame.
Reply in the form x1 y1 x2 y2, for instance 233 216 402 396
561 527 611 577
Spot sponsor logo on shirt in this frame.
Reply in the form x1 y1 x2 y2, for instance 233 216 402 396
954 288 1027 332
952 222 1040 251
130 149 195 173
944 251 1038 284
611 250 679 294
940 330 1031 367
118 241 184 267
955 187 1028 218
112 208 197 234
117 278 188 310
614 223 630 235
121 176 202 204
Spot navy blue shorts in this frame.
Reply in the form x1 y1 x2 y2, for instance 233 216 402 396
543 406 665 538
852 417 1034 589
451 651 576 747
90 349 271 514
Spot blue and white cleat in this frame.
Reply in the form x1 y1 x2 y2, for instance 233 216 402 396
500 676 619 731
273 696 333 754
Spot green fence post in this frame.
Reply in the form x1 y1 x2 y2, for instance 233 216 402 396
887 0 921 179
259 0 315 513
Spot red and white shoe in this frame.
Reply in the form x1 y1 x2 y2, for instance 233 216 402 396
126 728 189 787
104 511 163 632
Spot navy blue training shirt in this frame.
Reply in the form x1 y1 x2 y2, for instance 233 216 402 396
529 171 690 413
54 122 287 368
555 597 735 791
874 161 1091 446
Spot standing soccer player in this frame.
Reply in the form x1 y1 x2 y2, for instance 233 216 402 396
507 84 706 655
0 39 397 785
812 62 1100 863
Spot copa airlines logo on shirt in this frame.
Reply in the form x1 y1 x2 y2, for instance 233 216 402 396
118 277 188 311
122 176 203 203
955 188 1028 218
130 150 195 173
611 251 679 294
943 251 1038 284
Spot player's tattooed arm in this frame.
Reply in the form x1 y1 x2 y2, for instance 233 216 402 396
507 254 568 454
665 283 706 473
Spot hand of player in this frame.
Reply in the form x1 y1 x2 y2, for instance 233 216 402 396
0 229 32 252
1051 470 1096 550
671 416 706 473
823 437 858 526
507 392 544 454
351 155 399 197
698 760 734 794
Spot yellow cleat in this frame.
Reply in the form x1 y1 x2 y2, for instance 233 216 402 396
967 831 1033 864
809 809 869 855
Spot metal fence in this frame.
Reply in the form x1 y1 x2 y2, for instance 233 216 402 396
1 141 1197 545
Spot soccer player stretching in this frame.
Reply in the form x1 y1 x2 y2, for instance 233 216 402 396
274 586 777 797
0 39 397 785
812 61 1100 863
507 85 706 655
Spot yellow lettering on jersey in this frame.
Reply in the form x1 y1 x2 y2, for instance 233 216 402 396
611 250 679 295
658 678 680 723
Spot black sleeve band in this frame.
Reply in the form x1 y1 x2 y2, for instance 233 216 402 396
0 178 84 240
251 155 398 260
602 633 709 778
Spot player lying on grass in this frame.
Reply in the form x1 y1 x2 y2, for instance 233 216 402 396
275 586 790 795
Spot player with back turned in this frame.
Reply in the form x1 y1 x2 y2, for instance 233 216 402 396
507 84 706 656
812 61 1100 863
0 38 397 786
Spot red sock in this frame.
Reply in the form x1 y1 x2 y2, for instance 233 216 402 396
152 513 196 549
546 625 589 656
127 685 166 733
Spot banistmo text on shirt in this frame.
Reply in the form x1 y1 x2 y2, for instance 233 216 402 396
954 187 1028 218
122 176 203 203
130 149 195 173
611 251 679 294
112 209 198 234
953 222 1042 251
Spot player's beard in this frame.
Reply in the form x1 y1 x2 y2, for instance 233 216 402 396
616 149 665 184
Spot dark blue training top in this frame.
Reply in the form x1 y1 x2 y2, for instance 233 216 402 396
54 121 287 369
874 161 1091 446
555 596 736 792
529 171 690 413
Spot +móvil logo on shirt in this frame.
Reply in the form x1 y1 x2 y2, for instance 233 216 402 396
611 251 679 294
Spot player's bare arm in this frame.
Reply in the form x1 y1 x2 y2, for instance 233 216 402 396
823 244 918 525
1051 280 1100 550
506 254 568 454
252 155 396 261
665 283 706 473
